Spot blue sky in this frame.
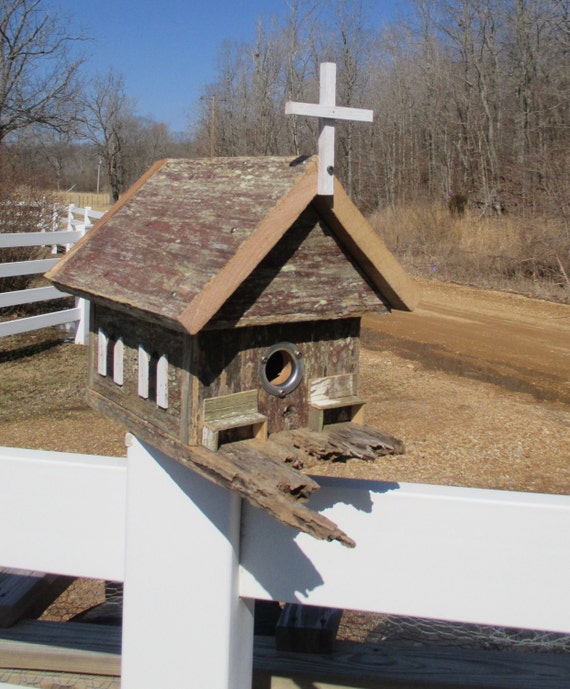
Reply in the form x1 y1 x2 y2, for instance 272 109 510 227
52 1 396 134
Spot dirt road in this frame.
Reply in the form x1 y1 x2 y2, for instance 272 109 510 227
363 278 570 405
315 278 570 495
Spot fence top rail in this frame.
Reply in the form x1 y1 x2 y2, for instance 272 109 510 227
0 230 84 248
63 205 105 220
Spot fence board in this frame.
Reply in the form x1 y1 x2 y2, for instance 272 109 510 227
0 307 81 337
2 443 570 636
0 230 84 248
240 477 570 634
0 447 126 581
0 258 58 279
0 203 101 339
0 285 66 309
2 442 570 689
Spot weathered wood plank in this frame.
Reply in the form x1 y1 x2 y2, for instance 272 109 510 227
0 620 121 676
194 319 361 436
207 205 388 330
253 636 570 689
0 571 73 628
2 621 568 689
87 389 355 546
179 158 319 334
315 183 419 312
203 389 259 421
310 374 358 402
48 158 319 329
267 423 404 468
204 411 267 433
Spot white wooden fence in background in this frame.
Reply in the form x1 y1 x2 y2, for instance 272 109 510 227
0 204 104 343
0 438 569 688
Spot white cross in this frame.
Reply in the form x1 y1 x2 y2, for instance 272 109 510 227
285 62 374 196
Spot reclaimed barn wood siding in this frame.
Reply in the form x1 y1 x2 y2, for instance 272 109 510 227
209 206 388 329
192 319 361 438
89 305 185 437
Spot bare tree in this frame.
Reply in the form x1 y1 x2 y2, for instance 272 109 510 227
327 0 375 199
0 0 85 143
193 0 568 219
281 0 320 155
82 70 137 202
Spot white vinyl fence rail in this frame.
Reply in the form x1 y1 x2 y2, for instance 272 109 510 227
1 438 569 689
0 204 104 343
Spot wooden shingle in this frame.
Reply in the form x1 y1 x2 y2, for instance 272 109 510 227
47 155 418 331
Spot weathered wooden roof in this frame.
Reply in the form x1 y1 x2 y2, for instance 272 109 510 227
47 156 418 332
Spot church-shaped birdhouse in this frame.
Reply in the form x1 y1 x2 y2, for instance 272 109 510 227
46 155 418 546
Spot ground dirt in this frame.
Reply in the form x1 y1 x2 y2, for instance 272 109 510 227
1 277 569 634
314 277 570 495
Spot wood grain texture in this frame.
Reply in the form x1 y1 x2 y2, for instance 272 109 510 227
206 206 387 330
47 157 318 328
91 304 185 437
263 424 404 469
0 619 121 675
179 158 319 333
253 636 570 689
45 159 168 285
87 389 355 546
3 621 567 689
315 181 420 312
192 319 361 436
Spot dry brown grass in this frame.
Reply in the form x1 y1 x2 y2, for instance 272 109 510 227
370 204 570 303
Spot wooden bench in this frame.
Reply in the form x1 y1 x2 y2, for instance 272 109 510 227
202 390 268 451
309 374 366 432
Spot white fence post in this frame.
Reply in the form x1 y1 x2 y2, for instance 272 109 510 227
66 203 75 231
73 296 90 345
121 437 254 689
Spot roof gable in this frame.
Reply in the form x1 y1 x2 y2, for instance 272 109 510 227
205 205 388 329
47 155 418 333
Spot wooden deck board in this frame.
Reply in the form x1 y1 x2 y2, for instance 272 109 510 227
0 570 73 628
1 620 569 689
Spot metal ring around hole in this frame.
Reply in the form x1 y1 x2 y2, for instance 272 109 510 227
259 342 304 397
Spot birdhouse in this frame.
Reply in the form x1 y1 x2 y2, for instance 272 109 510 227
46 155 418 545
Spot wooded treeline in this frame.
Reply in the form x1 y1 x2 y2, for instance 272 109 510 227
193 0 568 217
1 0 568 220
